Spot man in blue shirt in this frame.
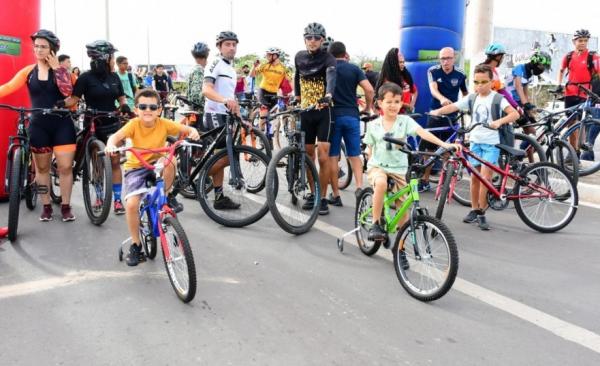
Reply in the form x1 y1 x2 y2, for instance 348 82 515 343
420 47 468 192
326 41 374 206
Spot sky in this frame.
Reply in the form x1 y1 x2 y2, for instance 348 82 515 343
39 0 600 69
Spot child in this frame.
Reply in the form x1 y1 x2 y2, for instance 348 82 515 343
364 82 460 245
106 88 200 266
430 64 519 231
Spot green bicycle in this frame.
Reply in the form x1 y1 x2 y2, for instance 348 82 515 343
339 136 459 302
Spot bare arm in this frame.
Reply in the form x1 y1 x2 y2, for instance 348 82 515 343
429 81 451 106
416 126 461 150
358 79 374 112
490 105 520 129
430 103 459 116
514 77 529 104
63 95 80 108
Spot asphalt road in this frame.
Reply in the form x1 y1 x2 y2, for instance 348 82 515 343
1 184 599 366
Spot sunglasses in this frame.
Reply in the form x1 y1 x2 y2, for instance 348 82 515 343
137 103 160 111
304 35 322 41
473 80 490 85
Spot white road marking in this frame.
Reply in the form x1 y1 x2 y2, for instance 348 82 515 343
313 220 600 355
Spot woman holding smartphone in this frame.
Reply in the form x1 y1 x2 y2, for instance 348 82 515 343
0 29 76 222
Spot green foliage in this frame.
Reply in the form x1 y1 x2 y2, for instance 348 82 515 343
350 53 383 72
172 81 187 95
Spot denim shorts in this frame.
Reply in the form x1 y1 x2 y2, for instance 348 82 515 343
469 143 500 167
329 115 361 157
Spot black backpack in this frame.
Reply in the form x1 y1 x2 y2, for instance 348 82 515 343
467 92 514 147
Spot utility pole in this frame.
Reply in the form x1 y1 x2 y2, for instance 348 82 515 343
105 0 110 41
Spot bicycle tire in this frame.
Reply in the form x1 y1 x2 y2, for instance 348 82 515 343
266 146 320 235
561 118 600 176
82 139 112 225
238 126 272 158
451 163 471 206
513 162 578 233
8 147 23 242
140 204 157 260
162 216 197 303
24 156 37 210
49 158 62 204
196 145 269 227
546 139 579 186
338 142 353 190
177 146 198 199
515 132 546 164
435 163 455 219
393 215 459 302
354 187 382 256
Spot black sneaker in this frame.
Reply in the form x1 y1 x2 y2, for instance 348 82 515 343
368 222 386 241
463 210 479 223
126 243 145 266
167 194 184 213
302 193 315 210
418 180 431 193
213 195 241 210
319 198 329 215
327 193 343 207
399 249 410 270
477 214 490 231
355 187 363 200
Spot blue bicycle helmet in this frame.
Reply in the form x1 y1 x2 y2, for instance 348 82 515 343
485 43 506 56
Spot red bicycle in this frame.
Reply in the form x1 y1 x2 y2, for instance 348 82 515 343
434 121 578 233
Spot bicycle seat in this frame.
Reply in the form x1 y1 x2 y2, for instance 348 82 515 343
495 144 526 158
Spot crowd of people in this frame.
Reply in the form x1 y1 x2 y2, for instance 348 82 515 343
0 24 598 265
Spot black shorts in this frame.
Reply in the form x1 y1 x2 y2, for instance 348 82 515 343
258 89 278 109
95 123 120 143
565 96 586 120
300 108 333 145
420 114 455 151
29 114 76 153
203 112 228 148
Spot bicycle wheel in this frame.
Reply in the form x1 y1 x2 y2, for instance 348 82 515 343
177 145 198 199
546 139 579 186
515 132 546 164
266 146 320 235
393 215 459 302
49 157 62 204
337 142 353 190
451 163 471 206
354 187 382 256
197 145 269 227
238 126 272 158
562 118 600 176
7 147 23 242
24 155 37 210
435 163 455 219
140 203 157 260
162 216 196 303
82 139 112 225
514 162 578 233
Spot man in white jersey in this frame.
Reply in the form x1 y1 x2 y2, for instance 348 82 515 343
201 31 241 210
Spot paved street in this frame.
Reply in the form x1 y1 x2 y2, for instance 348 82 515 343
1 183 599 365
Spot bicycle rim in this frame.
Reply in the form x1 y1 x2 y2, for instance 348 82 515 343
563 119 600 176
354 187 381 256
451 164 471 206
393 215 459 302
162 216 196 303
514 162 578 233
547 140 579 185
140 205 157 260
266 146 320 235
8 148 23 242
82 139 112 225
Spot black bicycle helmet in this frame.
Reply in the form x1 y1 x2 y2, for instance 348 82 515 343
30 29 60 52
573 29 591 40
321 36 334 51
86 40 118 61
216 31 239 46
304 22 326 38
191 42 210 58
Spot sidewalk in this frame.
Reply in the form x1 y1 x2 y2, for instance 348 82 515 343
578 172 600 205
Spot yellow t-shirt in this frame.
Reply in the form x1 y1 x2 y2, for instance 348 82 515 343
256 62 286 93
120 117 183 170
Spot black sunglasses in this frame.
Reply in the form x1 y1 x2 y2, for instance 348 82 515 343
304 35 322 41
137 103 159 111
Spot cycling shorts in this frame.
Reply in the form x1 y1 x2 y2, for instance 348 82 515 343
203 112 228 149
29 114 76 153
258 89 278 109
300 108 333 145
565 96 586 120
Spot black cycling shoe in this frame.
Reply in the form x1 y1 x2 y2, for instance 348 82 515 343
463 210 479 223
327 193 343 207
167 194 184 213
302 194 315 210
368 222 386 242
126 243 145 266
213 195 241 210
319 198 329 215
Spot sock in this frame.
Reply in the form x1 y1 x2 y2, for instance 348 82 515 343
113 183 122 202
214 186 223 199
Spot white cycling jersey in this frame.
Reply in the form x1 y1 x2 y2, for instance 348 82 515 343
204 54 236 115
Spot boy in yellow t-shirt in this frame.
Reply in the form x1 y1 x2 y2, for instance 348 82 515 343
106 88 200 266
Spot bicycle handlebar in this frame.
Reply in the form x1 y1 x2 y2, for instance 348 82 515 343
268 104 317 119
0 103 72 115
383 135 457 157
98 139 202 169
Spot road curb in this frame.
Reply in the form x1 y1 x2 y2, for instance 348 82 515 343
578 182 600 205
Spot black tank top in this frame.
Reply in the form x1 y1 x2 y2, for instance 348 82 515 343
27 66 70 125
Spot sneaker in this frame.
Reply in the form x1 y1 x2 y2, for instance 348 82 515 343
40 204 53 222
61 205 76 222
477 214 490 231
418 180 431 193
355 187 363 200
327 193 343 207
463 210 479 223
368 221 386 241
319 198 329 215
113 200 125 215
213 195 241 210
126 243 145 266
302 193 315 210
398 249 410 270
167 194 184 213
